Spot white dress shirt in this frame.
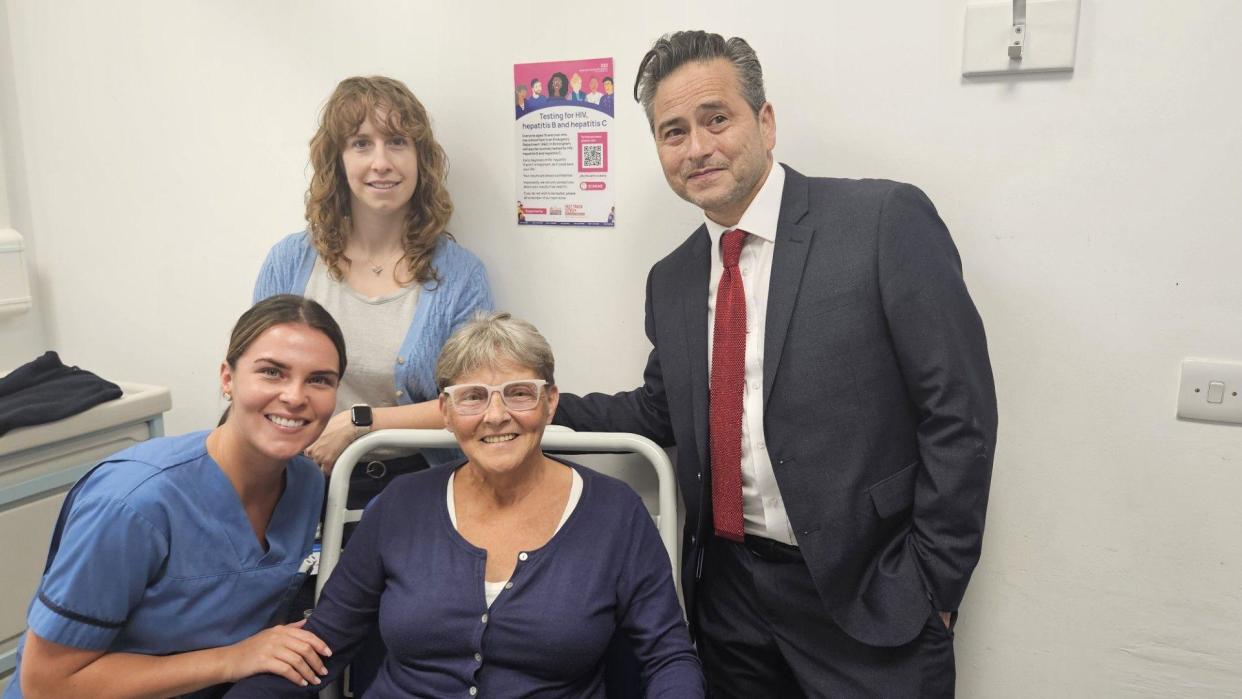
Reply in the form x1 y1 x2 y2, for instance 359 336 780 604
704 163 796 546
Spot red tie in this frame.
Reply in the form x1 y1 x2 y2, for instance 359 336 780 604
710 229 748 542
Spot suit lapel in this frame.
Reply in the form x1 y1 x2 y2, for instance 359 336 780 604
681 226 712 468
764 166 815 409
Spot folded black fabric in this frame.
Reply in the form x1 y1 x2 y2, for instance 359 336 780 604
0 351 123 437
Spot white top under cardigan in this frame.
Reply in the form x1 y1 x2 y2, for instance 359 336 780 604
447 468 584 607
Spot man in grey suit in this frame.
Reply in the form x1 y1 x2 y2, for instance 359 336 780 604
554 30 997 697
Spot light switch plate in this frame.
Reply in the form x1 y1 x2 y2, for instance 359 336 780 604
962 0 1080 77
1177 359 1242 425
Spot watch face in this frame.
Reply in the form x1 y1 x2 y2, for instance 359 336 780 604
351 405 374 427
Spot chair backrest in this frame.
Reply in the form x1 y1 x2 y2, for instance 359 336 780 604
316 428 682 699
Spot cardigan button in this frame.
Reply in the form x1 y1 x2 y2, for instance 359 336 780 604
518 552 528 561
474 652 482 663
505 582 514 589
469 687 478 696
480 613 488 624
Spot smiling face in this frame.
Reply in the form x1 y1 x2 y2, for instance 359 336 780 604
341 113 418 218
531 80 543 98
440 360 558 479
651 58 775 227
220 322 340 467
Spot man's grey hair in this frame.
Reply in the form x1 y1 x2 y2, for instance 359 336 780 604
635 30 766 130
435 311 556 389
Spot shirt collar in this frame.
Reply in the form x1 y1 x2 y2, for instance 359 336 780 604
705 161 785 249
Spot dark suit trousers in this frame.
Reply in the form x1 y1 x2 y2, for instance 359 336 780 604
696 536 956 699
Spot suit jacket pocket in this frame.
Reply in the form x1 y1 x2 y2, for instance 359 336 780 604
868 461 918 519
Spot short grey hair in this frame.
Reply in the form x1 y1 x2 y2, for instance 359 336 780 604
435 311 555 389
635 30 766 130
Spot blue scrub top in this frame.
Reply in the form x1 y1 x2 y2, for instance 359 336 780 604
4 431 323 699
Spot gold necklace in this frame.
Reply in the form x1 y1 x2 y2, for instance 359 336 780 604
361 249 404 277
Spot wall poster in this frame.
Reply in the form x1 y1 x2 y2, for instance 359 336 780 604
514 57 615 227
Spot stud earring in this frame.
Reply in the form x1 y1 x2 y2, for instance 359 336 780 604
223 391 232 402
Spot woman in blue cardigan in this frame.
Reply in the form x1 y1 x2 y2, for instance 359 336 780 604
254 75 492 489
225 312 704 698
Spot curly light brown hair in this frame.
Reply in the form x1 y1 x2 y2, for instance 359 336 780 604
306 76 453 285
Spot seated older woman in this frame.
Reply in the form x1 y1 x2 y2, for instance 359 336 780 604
226 311 703 698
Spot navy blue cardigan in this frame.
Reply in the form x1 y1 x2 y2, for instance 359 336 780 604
226 458 704 698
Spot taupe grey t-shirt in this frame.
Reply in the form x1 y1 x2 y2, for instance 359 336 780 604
304 257 419 412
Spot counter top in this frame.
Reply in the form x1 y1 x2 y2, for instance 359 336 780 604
0 381 172 459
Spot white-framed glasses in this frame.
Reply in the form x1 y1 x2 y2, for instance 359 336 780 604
442 379 549 415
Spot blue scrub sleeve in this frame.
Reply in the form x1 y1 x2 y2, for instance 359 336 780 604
27 497 169 650
616 498 705 697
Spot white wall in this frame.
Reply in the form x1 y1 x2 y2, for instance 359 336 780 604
0 120 9 223
3 0 1241 695
0 0 47 369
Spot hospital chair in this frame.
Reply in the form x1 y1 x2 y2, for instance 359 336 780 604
316 427 683 699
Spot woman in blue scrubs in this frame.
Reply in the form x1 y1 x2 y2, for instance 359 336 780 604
7 295 346 699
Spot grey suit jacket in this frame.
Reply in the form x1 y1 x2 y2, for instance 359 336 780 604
555 164 998 647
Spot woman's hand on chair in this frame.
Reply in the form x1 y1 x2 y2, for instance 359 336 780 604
304 409 357 475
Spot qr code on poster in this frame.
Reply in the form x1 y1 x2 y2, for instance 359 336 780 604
581 143 603 168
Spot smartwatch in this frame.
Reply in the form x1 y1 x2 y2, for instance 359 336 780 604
350 404 374 438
